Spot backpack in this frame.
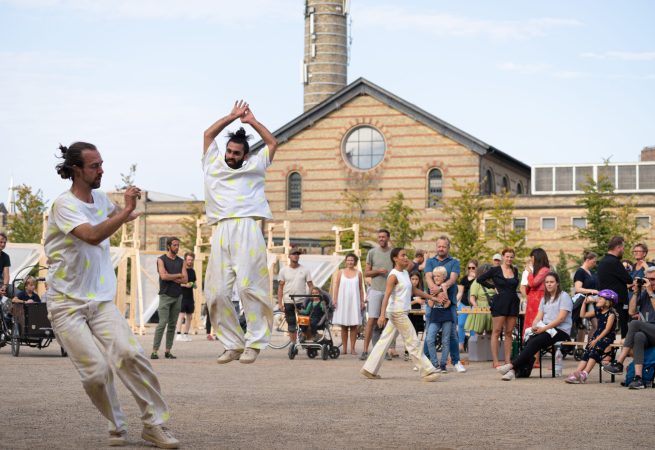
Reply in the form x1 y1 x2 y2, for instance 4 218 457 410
624 346 655 386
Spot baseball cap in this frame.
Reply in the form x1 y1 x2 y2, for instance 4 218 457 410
493 253 502 261
289 248 302 255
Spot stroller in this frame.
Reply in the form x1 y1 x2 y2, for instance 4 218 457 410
287 292 340 360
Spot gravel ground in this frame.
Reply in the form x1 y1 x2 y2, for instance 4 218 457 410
1 329 653 449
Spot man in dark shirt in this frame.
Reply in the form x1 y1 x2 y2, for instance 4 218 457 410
175 252 197 342
597 236 633 337
0 231 10 297
151 237 187 360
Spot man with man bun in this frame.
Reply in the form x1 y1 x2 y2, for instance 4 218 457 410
45 142 178 448
203 100 278 364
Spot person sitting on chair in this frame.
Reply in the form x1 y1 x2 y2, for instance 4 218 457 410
12 276 42 304
300 287 328 342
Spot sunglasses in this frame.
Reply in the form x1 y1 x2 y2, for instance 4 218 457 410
467 266 476 270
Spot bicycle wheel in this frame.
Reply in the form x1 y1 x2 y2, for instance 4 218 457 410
268 310 291 349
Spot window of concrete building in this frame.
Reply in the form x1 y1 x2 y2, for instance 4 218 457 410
572 217 587 229
555 166 574 191
158 237 167 251
516 182 523 195
575 166 594 190
502 176 510 193
485 218 497 237
541 217 556 230
513 218 526 232
482 169 495 195
617 165 637 190
636 216 651 229
427 168 443 208
534 167 552 192
342 126 386 170
639 165 655 189
597 165 616 188
287 172 302 210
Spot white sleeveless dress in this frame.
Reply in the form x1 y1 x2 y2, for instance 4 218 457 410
333 271 362 326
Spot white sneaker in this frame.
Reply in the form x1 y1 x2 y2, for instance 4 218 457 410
239 348 260 364
217 349 243 364
182 334 192 342
501 369 516 381
455 362 467 373
174 334 183 341
497 363 513 375
141 424 179 449
108 429 127 446
413 366 419 371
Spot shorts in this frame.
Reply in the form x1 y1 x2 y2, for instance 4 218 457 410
366 289 384 319
284 303 299 332
180 297 195 314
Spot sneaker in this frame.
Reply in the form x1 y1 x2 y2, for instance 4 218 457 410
629 377 645 390
579 371 588 384
206 334 215 341
501 369 516 381
439 367 448 374
360 368 381 379
404 351 410 361
421 372 440 382
602 361 624 375
141 424 179 449
239 348 260 364
455 362 467 373
108 430 127 447
164 352 176 359
384 352 392 361
413 366 419 371
359 351 369 361
565 371 580 384
150 352 159 360
175 334 183 342
182 334 192 342
216 349 243 364
496 363 513 375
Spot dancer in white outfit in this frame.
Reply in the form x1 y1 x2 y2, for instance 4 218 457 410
361 248 440 382
332 253 365 355
45 142 178 448
203 100 278 364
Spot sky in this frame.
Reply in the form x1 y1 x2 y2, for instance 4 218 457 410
1 0 654 206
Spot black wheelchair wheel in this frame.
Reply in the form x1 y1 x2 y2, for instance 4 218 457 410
11 322 20 357
307 348 317 359
329 346 340 359
321 345 329 360
573 348 584 361
288 344 296 360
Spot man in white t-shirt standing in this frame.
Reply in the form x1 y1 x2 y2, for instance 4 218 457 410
203 100 278 364
277 249 314 346
45 142 178 448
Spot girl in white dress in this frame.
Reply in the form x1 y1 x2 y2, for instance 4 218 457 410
332 253 365 355
361 248 440 381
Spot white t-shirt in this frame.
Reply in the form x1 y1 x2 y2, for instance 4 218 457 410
387 268 412 313
203 140 272 224
278 264 312 303
45 190 117 303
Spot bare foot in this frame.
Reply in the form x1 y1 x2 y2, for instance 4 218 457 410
351 351 358 356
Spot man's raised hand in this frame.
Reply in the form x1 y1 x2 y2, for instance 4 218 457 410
240 107 256 125
231 100 249 120
123 186 142 222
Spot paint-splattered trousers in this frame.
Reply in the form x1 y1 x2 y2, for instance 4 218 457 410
204 217 273 350
47 297 170 432
363 311 437 377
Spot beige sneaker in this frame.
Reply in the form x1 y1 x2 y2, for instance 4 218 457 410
421 372 440 382
239 348 260 364
108 429 127 446
141 424 179 449
216 349 243 364
360 368 381 379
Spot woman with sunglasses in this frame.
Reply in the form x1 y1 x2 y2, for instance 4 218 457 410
457 259 478 352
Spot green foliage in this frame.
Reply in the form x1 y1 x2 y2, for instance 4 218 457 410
486 191 528 264
8 184 47 243
378 192 430 248
436 181 488 267
180 204 205 253
555 249 572 293
576 170 644 254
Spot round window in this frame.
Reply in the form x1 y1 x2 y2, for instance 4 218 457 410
342 126 386 170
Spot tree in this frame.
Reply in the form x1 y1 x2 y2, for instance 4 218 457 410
436 181 488 267
180 204 205 252
576 170 643 254
486 191 528 264
8 184 47 243
324 174 376 250
555 249 572 293
378 192 430 248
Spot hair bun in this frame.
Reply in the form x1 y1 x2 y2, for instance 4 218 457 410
235 127 247 138
58 144 68 155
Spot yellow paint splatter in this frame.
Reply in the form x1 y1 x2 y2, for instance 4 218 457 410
64 237 74 246
242 277 250 288
67 307 76 315
236 195 245 202
96 209 104 216
247 312 257 323
226 179 236 186
55 269 66 279
85 259 91 270
258 266 269 277
128 337 137 347
249 248 256 258
79 355 91 366
87 292 96 300
99 276 105 285
223 307 233 317
161 411 170 422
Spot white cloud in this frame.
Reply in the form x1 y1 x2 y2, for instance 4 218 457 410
356 6 581 40
0 0 297 23
581 51 655 61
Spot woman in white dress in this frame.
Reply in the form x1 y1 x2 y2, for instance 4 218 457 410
333 253 365 356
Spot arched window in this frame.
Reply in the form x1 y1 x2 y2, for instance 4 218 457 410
287 172 302 210
502 176 510 193
342 126 386 170
427 168 443 208
483 169 495 195
516 182 523 195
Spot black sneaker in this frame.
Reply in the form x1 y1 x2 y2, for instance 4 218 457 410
164 352 177 359
628 377 645 390
150 352 159 360
601 361 623 375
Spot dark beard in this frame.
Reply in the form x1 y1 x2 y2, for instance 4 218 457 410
225 157 243 169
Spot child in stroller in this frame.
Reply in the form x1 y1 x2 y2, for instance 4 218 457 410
298 287 329 342
288 287 341 360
